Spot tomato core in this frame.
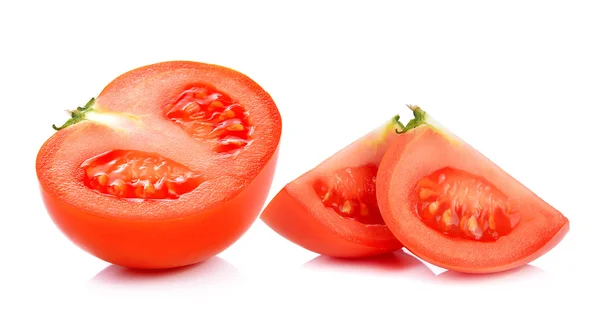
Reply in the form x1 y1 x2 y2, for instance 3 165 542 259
312 164 384 225
415 167 519 241
81 150 203 200
166 85 253 154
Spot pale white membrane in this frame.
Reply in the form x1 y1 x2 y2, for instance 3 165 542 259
85 110 142 132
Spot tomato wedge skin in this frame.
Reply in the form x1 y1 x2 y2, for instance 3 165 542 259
262 184 400 258
260 118 404 258
36 61 282 269
376 124 569 273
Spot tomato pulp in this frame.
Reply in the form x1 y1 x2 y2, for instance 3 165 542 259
36 61 282 269
376 106 569 273
260 117 404 257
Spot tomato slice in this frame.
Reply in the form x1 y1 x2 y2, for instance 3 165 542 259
36 61 282 269
260 117 404 257
376 106 569 273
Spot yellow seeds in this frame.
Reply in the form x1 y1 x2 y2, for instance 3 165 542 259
441 209 454 226
322 191 332 202
144 182 155 194
219 109 235 121
417 178 437 189
467 216 483 239
97 174 109 186
419 188 437 201
226 123 245 131
428 201 439 215
108 179 125 196
184 102 200 115
340 200 352 214
209 100 224 109
467 216 478 230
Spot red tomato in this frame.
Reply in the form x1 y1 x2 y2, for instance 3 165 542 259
36 61 282 269
260 117 405 257
376 106 569 273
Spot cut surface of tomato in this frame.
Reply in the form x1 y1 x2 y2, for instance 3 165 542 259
376 106 569 273
36 61 282 269
260 117 404 258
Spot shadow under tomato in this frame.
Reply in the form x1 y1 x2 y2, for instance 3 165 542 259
302 250 437 279
87 256 243 288
437 264 545 284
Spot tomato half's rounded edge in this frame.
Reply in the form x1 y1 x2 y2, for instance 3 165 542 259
36 61 282 269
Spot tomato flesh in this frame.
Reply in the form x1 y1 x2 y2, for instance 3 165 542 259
36 61 282 269
415 167 519 241
312 164 384 225
82 150 203 200
165 85 253 154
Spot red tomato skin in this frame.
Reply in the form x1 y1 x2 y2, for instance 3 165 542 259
262 186 399 258
36 61 282 269
40 146 279 269
376 125 569 273
260 117 407 258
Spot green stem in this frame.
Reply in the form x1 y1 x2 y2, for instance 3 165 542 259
392 114 406 130
395 104 427 134
52 98 96 130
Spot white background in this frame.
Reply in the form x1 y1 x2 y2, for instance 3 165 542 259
1 0 598 319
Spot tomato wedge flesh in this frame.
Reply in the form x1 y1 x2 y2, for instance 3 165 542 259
261 117 404 258
376 123 569 273
312 164 384 225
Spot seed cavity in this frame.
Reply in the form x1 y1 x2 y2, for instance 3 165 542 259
415 167 519 241
165 85 253 154
81 150 203 200
312 164 384 225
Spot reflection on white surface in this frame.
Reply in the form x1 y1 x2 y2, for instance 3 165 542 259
86 256 244 290
302 249 546 285
302 250 436 279
438 264 545 284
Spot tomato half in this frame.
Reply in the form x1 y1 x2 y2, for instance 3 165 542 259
376 106 569 273
260 117 404 257
36 61 282 269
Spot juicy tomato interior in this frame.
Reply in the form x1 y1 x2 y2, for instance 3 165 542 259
165 85 253 154
82 150 203 200
415 167 520 241
312 164 384 225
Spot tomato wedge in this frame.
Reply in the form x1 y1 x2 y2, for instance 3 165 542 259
376 106 569 273
36 61 282 269
260 117 404 257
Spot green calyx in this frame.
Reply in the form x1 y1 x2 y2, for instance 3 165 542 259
395 104 427 134
392 114 406 131
52 98 96 130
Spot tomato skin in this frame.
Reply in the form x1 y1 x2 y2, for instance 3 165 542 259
36 61 282 269
376 125 569 273
40 146 278 269
260 118 405 258
262 186 399 258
